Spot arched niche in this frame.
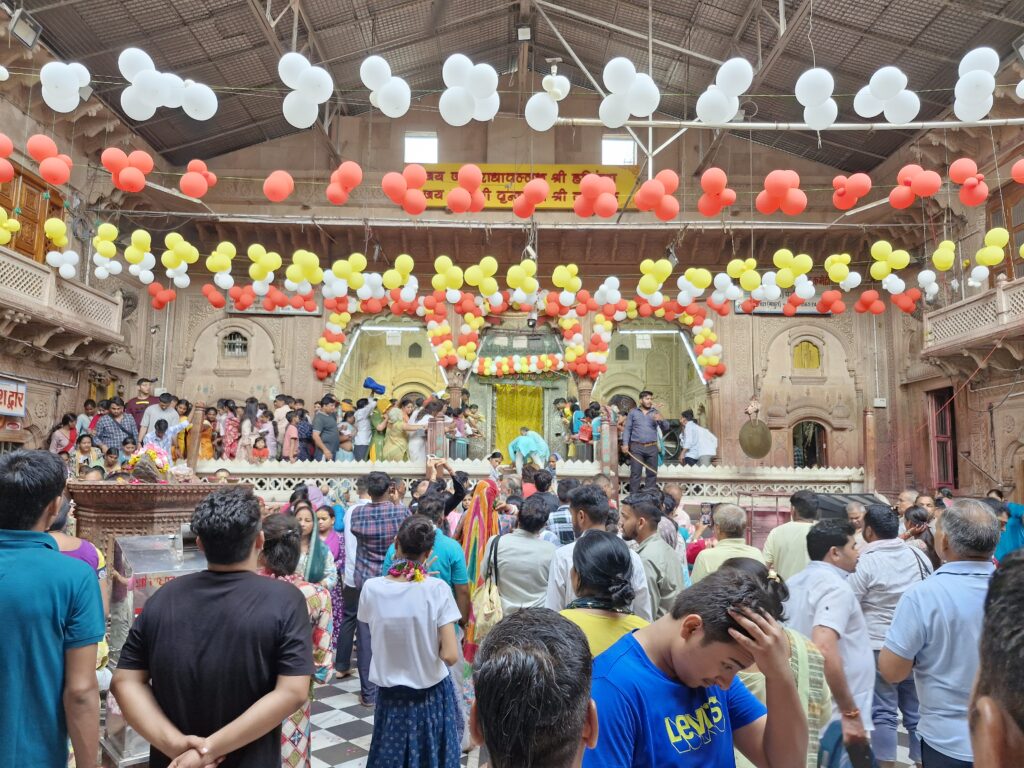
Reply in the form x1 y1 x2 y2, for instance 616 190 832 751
182 318 283 403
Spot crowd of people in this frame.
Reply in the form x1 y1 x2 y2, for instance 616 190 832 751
10 387 1024 768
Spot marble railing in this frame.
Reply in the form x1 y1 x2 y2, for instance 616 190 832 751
923 275 1024 355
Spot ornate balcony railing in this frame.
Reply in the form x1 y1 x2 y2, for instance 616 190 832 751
922 275 1024 364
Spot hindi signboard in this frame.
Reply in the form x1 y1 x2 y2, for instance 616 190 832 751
0 378 27 417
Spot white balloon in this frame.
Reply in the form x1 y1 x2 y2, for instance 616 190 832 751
95 267 110 280
716 57 753 97
118 48 154 82
551 75 571 102
278 51 310 89
954 95 992 122
853 85 884 118
161 73 185 108
917 269 936 287
713 272 731 290
795 67 834 107
69 62 90 88
559 290 576 307
954 70 995 104
843 271 862 290
40 62 75 94
602 57 636 94
107 261 122 275
710 290 726 304
42 85 79 114
173 274 190 289
883 89 920 124
359 55 392 91
525 92 559 131
134 68 169 108
869 66 907 101
473 91 500 121
724 284 743 301
648 291 664 307
58 263 77 279
129 264 140 276
795 280 816 300
139 270 154 285
467 63 498 100
439 86 475 126
751 287 765 301
282 90 319 128
252 280 269 296
695 85 733 124
761 271 777 286
598 92 630 128
45 251 62 267
400 286 416 303
377 76 411 118
626 73 660 116
959 47 1000 77
1017 80 1024 100
763 284 782 301
442 54 474 88
804 98 838 130
369 90 379 108
182 83 218 120
214 272 234 290
446 288 462 304
0 66 8 81
120 86 157 121
297 66 334 104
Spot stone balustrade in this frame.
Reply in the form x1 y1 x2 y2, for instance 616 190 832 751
923 274 1024 358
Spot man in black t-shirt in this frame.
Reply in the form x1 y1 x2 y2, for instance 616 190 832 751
312 395 340 461
112 488 312 768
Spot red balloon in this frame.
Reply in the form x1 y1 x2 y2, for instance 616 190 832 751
593 191 618 218
897 164 923 186
402 164 427 189
861 290 879 302
448 187 472 213
869 300 886 315
147 282 162 297
118 166 146 192
179 171 208 198
39 156 71 186
697 193 722 217
511 194 534 219
719 188 736 206
57 154 73 169
779 187 807 215
457 164 482 191
204 171 218 187
1013 159 1024 185
127 150 154 174
847 172 872 198
755 190 779 214
326 182 348 205
208 291 226 309
831 300 845 314
289 294 304 309
263 171 291 202
187 159 208 174
573 194 595 217
523 177 550 205
655 195 679 222
949 158 978 185
889 185 916 209
782 303 797 316
764 170 792 199
0 158 13 184
26 134 58 162
910 170 942 197
833 190 857 210
635 180 665 211
701 167 727 195
655 169 679 195
403 188 427 215
337 160 363 189
959 181 988 207
470 189 486 212
579 173 603 199
0 132 12 158
382 171 408 204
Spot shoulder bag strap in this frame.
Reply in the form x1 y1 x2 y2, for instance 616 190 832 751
909 545 929 581
488 534 501 586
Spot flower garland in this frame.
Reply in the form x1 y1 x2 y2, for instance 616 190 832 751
387 558 427 582
126 445 171 475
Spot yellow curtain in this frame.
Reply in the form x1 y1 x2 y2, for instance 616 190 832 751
793 341 821 370
494 384 544 460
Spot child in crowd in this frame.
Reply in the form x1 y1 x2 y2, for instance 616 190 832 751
251 436 270 463
282 410 300 462
119 437 137 465
358 515 462 766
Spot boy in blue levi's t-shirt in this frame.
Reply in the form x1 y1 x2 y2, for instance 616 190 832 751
584 568 808 768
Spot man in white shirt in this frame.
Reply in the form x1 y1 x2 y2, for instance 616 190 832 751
680 409 700 466
352 397 377 461
693 421 718 466
545 484 652 621
138 393 180 444
848 504 932 768
336 477 369 677
784 519 874 758
762 489 818 580
272 395 293 460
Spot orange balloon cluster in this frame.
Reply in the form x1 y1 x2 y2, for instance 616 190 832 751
382 164 432 215
227 284 256 311
0 133 15 183
781 294 806 317
1013 159 1024 185
569 289 601 318
756 170 806 215
738 297 761 314
573 173 619 218
832 173 872 211
312 357 338 380
815 290 846 315
28 134 73 186
419 293 450 325
696 168 735 217
201 283 226 308
544 291 570 317
263 170 295 203
636 170 681 221
891 288 922 313
705 295 732 317
889 164 942 209
949 158 988 207
256 285 315 313
512 177 550 219
101 147 153 192
147 281 177 310
854 289 886 315
179 159 218 199
447 164 487 214
326 160 363 205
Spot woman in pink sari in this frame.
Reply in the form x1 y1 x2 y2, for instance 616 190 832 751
460 478 500 662
221 406 240 460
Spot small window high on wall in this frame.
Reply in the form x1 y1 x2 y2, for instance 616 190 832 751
404 132 438 164
793 340 821 369
602 135 636 166
222 331 248 358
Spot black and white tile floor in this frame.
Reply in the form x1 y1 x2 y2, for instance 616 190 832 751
308 674 915 768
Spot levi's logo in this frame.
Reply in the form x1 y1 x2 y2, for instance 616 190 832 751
663 695 726 753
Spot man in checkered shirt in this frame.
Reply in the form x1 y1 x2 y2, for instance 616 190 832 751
350 471 410 707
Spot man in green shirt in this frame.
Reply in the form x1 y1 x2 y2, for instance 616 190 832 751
620 495 684 619
762 490 819 580
692 503 766 583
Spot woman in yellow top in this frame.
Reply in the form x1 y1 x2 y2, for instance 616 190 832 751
719 557 832 768
382 398 421 461
560 530 648 657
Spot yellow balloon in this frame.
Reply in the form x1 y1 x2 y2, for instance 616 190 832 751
130 230 150 250
776 268 795 289
161 250 182 269
480 255 498 275
726 259 745 279
165 232 184 248
431 273 448 291
173 241 191 261
249 263 268 281
348 252 367 272
97 240 117 259
332 260 352 279
870 241 892 261
217 241 236 259
522 260 537 277
639 258 655 275
739 270 761 292
552 265 569 288
977 245 1004 266
792 254 813 275
638 274 659 295
0 231 9 246
887 249 910 270
465 265 482 286
347 272 365 290
382 269 403 289
480 277 499 296
248 243 267 261
506 265 524 289
96 222 118 241
772 248 794 269
654 258 673 282
828 264 849 282
985 228 1009 249
434 255 453 273
869 261 891 280
44 218 66 238
285 264 304 283
394 253 414 275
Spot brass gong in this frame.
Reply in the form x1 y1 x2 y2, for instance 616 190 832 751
739 418 772 459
